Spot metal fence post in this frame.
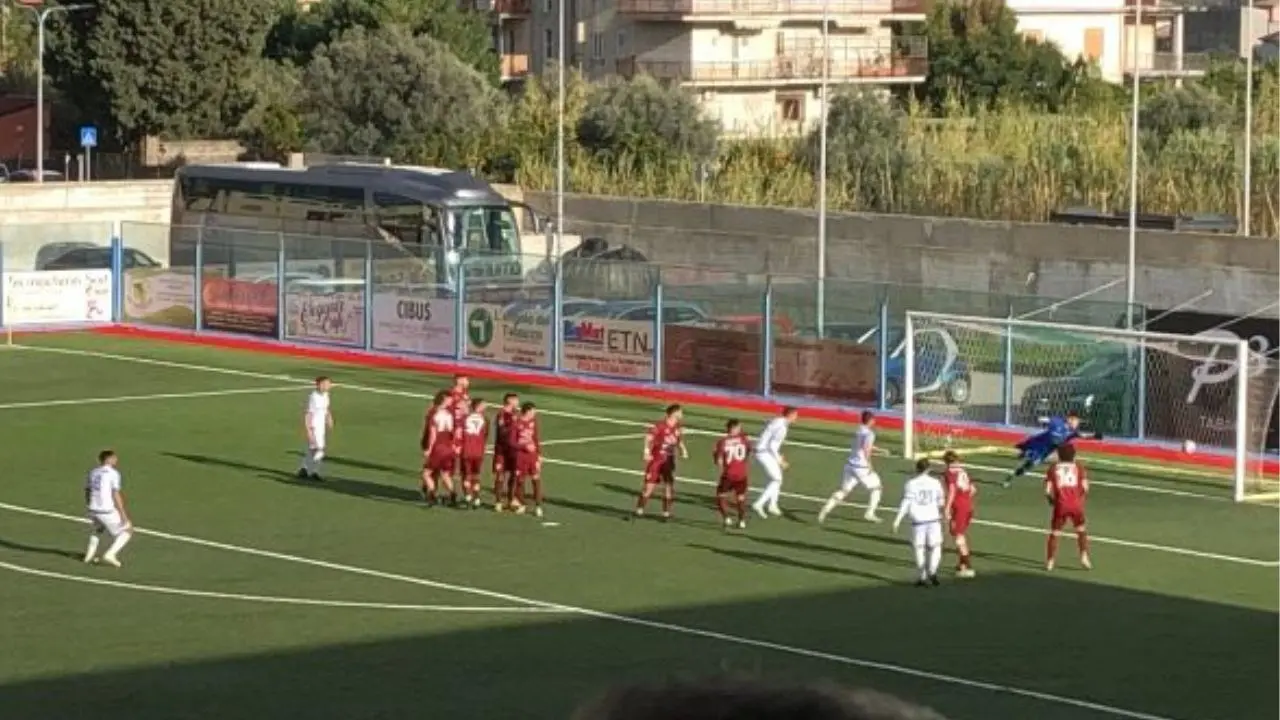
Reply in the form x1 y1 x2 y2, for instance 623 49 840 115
0 239 6 329
363 240 374 351
1001 304 1015 425
276 233 286 342
194 227 204 331
110 224 123 322
454 258 466 361
552 255 564 374
762 276 773 397
877 294 889 411
653 271 664 385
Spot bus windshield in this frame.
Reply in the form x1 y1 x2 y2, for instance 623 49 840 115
449 206 520 258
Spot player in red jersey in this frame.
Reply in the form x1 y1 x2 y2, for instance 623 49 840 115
1044 443 1091 571
458 398 489 509
942 450 977 578
634 404 688 521
420 390 456 507
713 419 752 529
491 393 519 511
507 402 544 517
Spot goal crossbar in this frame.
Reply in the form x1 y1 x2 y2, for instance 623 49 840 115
903 311 1261 502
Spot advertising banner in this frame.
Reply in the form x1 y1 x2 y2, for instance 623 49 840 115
561 317 655 380
1146 309 1280 452
284 290 365 346
371 291 456 356
662 324 762 394
771 335 878 404
201 276 278 337
122 269 196 328
3 269 112 325
464 303 551 369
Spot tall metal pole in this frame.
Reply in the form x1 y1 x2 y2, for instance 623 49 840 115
554 0 565 259
1242 0 1254 236
815 0 829 338
14 3 90 184
1125 0 1143 328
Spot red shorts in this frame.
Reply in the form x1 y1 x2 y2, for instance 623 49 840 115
949 509 973 536
644 457 676 485
1051 507 1086 530
458 456 484 477
514 453 540 478
492 447 512 474
425 451 455 474
716 475 748 496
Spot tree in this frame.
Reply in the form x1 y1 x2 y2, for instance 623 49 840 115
577 75 719 172
814 90 909 211
267 0 498 82
45 0 279 146
0 5 38 92
298 25 505 169
1139 83 1233 147
913 0 1101 113
236 59 304 161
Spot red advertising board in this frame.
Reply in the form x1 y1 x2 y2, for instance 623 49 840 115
201 277 279 338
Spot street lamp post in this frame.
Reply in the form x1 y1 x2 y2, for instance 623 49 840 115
1124 0 1144 327
1242 0 1254 236
555 0 565 259
10 1 90 183
816 0 830 338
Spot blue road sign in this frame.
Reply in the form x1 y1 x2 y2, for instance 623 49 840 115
79 126 97 149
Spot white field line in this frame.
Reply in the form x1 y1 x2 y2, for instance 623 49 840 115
540 433 639 447
0 385 307 411
12 344 1234 504
0 560 563 614
14 344 1273 565
0 500 1181 720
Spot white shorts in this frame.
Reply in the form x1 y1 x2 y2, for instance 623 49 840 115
911 521 943 550
839 465 881 493
308 421 327 451
89 510 127 537
755 454 783 484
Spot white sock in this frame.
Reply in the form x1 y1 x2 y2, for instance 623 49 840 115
300 448 313 473
914 546 927 579
866 488 882 516
819 490 845 518
311 449 325 475
84 534 101 560
928 545 942 576
755 481 780 509
103 531 131 560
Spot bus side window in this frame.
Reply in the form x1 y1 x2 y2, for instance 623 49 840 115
373 193 426 245
181 177 218 212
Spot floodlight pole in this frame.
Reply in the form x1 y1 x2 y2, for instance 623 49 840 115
554 0 565 259
1124 0 1143 328
1242 0 1254 236
13 2 89 183
816 0 830 338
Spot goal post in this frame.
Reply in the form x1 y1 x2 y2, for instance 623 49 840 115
902 311 1280 503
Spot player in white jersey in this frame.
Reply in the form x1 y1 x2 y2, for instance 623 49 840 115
817 410 884 524
84 450 132 568
751 406 798 519
893 458 946 587
298 376 333 481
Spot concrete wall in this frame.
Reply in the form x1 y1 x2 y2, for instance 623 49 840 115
523 192 1280 317
2 180 1276 316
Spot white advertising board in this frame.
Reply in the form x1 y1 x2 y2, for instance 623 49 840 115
3 270 113 325
371 290 457 356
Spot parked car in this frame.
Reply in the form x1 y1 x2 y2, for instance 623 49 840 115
1019 351 1136 437
5 169 64 183
822 323 972 407
598 300 711 325
39 246 162 271
35 242 99 270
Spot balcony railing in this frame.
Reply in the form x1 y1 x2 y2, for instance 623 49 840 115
501 53 531 78
616 0 928 17
1123 51 1210 74
617 41 928 84
472 0 531 14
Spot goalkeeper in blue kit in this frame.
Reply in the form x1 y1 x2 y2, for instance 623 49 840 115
1003 411 1101 488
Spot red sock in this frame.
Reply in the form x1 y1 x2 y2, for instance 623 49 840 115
1077 531 1089 555
735 498 746 520
1046 534 1059 562
716 495 729 517
532 478 543 506
662 490 673 514
961 551 971 569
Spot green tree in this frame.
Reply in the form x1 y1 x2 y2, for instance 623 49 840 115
298 24 505 169
236 59 304 161
577 74 720 172
0 4 38 92
814 90 909 211
267 0 498 82
45 0 279 146
1139 83 1233 147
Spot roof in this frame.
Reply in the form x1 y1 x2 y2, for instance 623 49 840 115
0 96 37 118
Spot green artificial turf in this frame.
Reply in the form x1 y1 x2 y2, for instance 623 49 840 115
0 331 1275 720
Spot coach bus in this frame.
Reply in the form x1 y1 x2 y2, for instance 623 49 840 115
169 162 541 293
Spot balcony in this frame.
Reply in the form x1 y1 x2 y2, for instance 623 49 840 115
501 53 531 80
616 0 929 21
1122 51 1210 77
471 0 531 15
616 39 928 86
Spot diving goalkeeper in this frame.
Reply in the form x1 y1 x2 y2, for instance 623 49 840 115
1003 411 1101 488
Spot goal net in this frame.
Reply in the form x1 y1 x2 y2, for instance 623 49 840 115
902 311 1280 503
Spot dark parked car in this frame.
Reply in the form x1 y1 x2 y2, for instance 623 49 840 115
822 323 972 407
1019 352 1137 437
39 245 161 271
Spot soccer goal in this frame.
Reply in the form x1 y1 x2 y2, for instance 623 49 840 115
901 310 1280 503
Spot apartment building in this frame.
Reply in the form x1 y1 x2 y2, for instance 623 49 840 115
1008 0 1210 83
474 0 928 135
1184 0 1278 60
